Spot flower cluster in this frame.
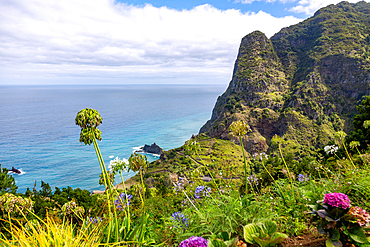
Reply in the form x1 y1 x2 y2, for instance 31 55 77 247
171 212 188 228
174 177 185 195
247 174 259 186
179 236 208 247
114 193 133 210
298 174 309 182
323 192 350 209
324 145 339 154
194 186 211 199
347 206 370 227
0 193 33 215
61 200 85 216
86 216 102 225
252 152 268 160
109 156 129 173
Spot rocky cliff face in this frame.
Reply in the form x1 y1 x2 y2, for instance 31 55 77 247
200 1 370 154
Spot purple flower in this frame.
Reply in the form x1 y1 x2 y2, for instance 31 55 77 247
86 216 102 225
323 192 350 209
114 193 133 210
247 174 259 186
298 174 309 182
171 212 188 228
194 186 211 199
179 236 208 247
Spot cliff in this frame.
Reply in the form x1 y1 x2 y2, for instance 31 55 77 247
200 1 370 154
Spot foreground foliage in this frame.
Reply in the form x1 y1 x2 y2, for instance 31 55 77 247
1 106 370 247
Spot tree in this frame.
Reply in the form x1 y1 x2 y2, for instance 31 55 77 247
347 95 370 151
0 164 18 195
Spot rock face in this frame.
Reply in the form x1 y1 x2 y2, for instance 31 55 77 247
140 143 164 155
200 1 370 154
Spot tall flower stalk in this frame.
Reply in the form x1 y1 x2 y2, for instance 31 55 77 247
75 108 119 242
128 153 149 208
228 120 252 194
271 135 296 204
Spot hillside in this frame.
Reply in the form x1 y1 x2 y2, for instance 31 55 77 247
200 1 370 154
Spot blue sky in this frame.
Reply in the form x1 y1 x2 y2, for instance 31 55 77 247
0 0 367 85
116 0 309 18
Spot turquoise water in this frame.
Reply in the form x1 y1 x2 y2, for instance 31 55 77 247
0 84 225 193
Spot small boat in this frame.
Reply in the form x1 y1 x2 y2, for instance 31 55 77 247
10 167 22 174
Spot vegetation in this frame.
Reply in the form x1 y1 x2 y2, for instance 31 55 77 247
0 165 17 195
1 99 370 247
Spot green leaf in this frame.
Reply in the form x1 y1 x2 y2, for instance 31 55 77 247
209 239 227 247
270 232 289 245
331 229 340 241
348 225 369 244
326 238 343 247
217 231 230 241
253 235 271 247
243 223 261 244
263 220 277 236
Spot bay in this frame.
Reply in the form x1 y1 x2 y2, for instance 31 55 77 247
0 84 225 193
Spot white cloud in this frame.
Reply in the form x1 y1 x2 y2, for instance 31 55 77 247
235 0 369 16
0 0 302 84
290 0 370 15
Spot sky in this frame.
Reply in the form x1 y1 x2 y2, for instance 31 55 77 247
0 0 368 85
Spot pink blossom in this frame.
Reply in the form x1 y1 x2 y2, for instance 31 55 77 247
323 193 350 209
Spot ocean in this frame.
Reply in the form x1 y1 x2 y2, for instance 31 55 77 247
0 84 226 193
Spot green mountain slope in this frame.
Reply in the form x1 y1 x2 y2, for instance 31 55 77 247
200 1 370 154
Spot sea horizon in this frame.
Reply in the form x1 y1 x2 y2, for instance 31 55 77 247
0 83 226 193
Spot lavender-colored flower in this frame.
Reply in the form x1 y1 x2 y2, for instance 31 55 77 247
247 174 259 186
174 177 185 195
86 216 102 225
179 236 208 247
114 193 133 210
194 186 211 199
298 174 309 182
171 212 188 228
323 192 350 209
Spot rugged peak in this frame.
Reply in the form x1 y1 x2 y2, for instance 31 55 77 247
200 1 370 154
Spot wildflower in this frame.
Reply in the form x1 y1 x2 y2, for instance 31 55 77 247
247 174 259 186
171 212 188 228
349 141 360 149
334 131 347 140
323 192 350 209
298 174 309 182
179 236 208 247
348 206 370 227
194 186 211 199
86 216 102 225
114 193 133 210
228 120 250 137
109 156 129 173
174 177 185 195
324 145 339 154
61 200 85 216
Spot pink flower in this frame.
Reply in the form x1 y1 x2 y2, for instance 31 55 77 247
179 236 207 247
323 193 350 209
348 206 370 227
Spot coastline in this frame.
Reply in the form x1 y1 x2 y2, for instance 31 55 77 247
91 177 138 195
